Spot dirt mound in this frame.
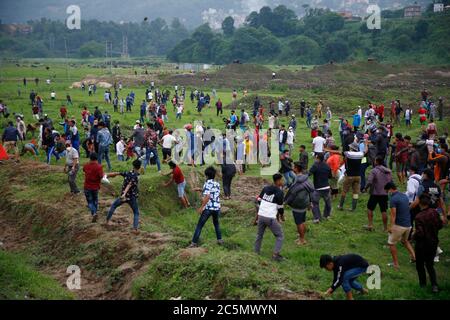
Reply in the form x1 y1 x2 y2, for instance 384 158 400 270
178 247 208 260
0 160 174 299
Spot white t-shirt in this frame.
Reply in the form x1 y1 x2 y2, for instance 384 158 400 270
162 134 176 149
50 92 56 98
177 106 183 114
66 147 79 166
147 92 153 100
287 131 294 145
116 141 125 155
312 136 326 153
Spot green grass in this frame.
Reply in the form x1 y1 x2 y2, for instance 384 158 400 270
0 59 449 300
0 251 74 300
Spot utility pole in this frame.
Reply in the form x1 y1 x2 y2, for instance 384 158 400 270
121 34 129 58
105 40 113 74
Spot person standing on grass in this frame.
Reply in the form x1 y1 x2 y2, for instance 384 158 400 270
364 157 392 232
384 182 416 270
97 121 112 171
312 130 326 155
410 169 447 225
254 174 285 262
64 140 80 195
413 194 443 293
285 163 314 246
176 103 183 120
326 145 342 199
163 161 190 208
144 122 161 173
338 142 364 212
309 153 332 223
116 137 126 161
83 152 104 223
106 159 142 234
320 254 369 300
298 145 309 172
216 98 223 117
221 161 237 200
279 149 296 188
190 167 223 247
394 133 408 185
160 130 177 163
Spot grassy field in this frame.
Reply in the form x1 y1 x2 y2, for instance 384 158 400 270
0 59 449 300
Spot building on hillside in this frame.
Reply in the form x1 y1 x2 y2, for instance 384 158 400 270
1 24 33 35
339 11 353 19
404 4 422 18
434 3 444 12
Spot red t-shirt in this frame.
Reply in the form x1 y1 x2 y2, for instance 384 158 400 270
172 166 185 184
396 140 409 163
83 161 104 190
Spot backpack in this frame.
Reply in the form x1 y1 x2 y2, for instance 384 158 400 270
289 188 311 212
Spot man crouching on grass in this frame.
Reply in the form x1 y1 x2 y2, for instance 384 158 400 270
320 253 369 300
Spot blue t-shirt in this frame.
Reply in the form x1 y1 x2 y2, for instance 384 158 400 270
389 191 411 227
353 114 361 127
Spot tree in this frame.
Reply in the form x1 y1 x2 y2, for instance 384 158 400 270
285 35 322 64
394 34 413 52
222 16 235 37
413 20 429 41
79 41 104 58
323 40 350 62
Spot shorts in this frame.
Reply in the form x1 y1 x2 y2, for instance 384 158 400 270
177 181 186 198
388 225 412 245
343 176 361 194
162 147 172 159
367 195 388 212
292 210 306 225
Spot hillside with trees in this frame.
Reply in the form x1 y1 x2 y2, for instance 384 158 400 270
168 5 450 65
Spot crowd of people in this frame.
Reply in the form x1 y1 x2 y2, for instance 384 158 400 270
1 79 449 299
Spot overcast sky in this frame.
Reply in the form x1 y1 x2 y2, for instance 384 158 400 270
0 0 431 28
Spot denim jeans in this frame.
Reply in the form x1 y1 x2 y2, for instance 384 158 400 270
117 154 124 161
283 171 296 188
342 267 367 293
46 146 60 164
311 189 332 220
84 189 99 216
192 209 222 244
360 162 369 192
144 147 161 171
107 197 140 229
98 145 112 171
